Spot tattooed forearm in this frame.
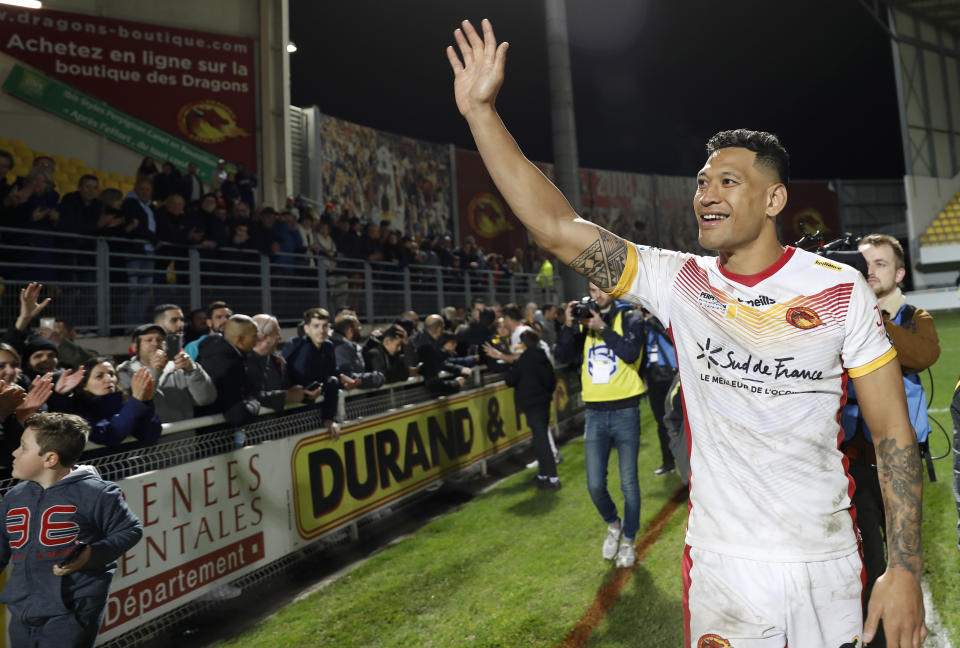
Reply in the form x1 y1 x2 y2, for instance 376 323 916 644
876 437 923 575
568 226 628 291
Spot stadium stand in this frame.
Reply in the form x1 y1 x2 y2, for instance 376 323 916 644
919 191 960 247
0 135 137 195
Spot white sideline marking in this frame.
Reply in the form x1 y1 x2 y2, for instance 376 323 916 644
922 577 955 648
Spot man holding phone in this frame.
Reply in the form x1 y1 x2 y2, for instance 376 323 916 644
117 323 217 423
152 304 186 357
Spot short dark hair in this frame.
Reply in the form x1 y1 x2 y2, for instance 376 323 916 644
382 324 405 341
303 307 330 324
519 329 541 352
153 304 181 321
502 304 523 322
0 149 14 166
208 300 229 314
54 318 73 332
333 314 359 337
705 129 790 186
78 174 98 188
23 412 89 467
477 307 496 327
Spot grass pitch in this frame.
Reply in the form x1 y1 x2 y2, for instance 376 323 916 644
221 311 960 647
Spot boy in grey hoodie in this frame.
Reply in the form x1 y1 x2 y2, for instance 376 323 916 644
0 412 143 647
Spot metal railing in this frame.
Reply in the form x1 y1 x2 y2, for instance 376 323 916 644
0 226 562 334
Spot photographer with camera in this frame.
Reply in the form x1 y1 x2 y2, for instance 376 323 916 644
840 233 940 646
556 283 646 568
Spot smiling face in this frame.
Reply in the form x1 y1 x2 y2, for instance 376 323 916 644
694 147 784 255
0 350 20 383
84 362 118 396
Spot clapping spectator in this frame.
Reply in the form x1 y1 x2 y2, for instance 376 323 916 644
116 324 216 423
49 358 161 447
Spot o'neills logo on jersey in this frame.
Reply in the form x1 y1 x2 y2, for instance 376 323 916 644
697 291 727 314
785 307 824 329
737 294 776 308
698 635 732 648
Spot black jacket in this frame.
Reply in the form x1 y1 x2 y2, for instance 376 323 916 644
414 330 464 396
363 341 409 384
505 347 556 412
195 334 262 425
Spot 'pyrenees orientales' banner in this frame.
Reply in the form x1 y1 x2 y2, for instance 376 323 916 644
0 5 256 170
68 383 539 644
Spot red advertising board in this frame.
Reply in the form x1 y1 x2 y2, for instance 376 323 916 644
0 5 257 170
456 148 532 256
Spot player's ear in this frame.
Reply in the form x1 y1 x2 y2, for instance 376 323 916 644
766 183 788 218
42 450 60 469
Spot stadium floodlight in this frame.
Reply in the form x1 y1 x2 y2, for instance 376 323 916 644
286 42 297 53
0 0 42 7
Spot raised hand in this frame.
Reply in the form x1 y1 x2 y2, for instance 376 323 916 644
149 349 167 372
0 380 27 419
131 368 156 401
16 282 52 331
446 19 509 118
16 373 53 421
54 367 85 395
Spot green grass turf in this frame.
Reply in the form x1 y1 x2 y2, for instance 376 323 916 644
919 309 960 645
219 405 690 648
221 312 960 647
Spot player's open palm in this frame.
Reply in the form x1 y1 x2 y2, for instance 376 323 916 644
447 19 509 118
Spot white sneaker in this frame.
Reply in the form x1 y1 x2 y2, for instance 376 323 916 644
615 541 636 568
602 526 621 560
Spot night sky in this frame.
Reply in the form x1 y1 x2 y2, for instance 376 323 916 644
289 0 903 181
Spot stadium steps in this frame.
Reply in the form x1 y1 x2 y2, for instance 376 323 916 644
0 134 137 196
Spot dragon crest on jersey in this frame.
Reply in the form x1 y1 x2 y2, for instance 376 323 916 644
785 306 824 329
698 634 733 648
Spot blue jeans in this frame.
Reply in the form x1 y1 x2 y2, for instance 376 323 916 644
584 406 641 541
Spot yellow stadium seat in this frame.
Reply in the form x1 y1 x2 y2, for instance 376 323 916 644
68 158 85 168
10 140 28 150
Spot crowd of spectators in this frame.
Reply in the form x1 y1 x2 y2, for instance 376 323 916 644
0 279 577 480
0 151 555 324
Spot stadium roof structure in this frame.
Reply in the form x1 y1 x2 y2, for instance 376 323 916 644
884 0 960 33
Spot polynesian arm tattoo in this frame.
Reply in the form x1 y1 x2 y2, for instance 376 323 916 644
567 226 629 292
875 437 924 575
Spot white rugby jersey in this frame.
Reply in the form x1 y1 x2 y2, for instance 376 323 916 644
609 245 894 561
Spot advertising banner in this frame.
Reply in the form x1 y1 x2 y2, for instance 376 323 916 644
3 64 222 180
0 5 256 171
654 174 702 253
779 181 841 246
318 113 452 237
292 384 527 539
579 169 654 245
455 148 531 257
82 383 537 643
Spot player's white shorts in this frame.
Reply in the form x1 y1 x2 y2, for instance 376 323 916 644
683 545 864 648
